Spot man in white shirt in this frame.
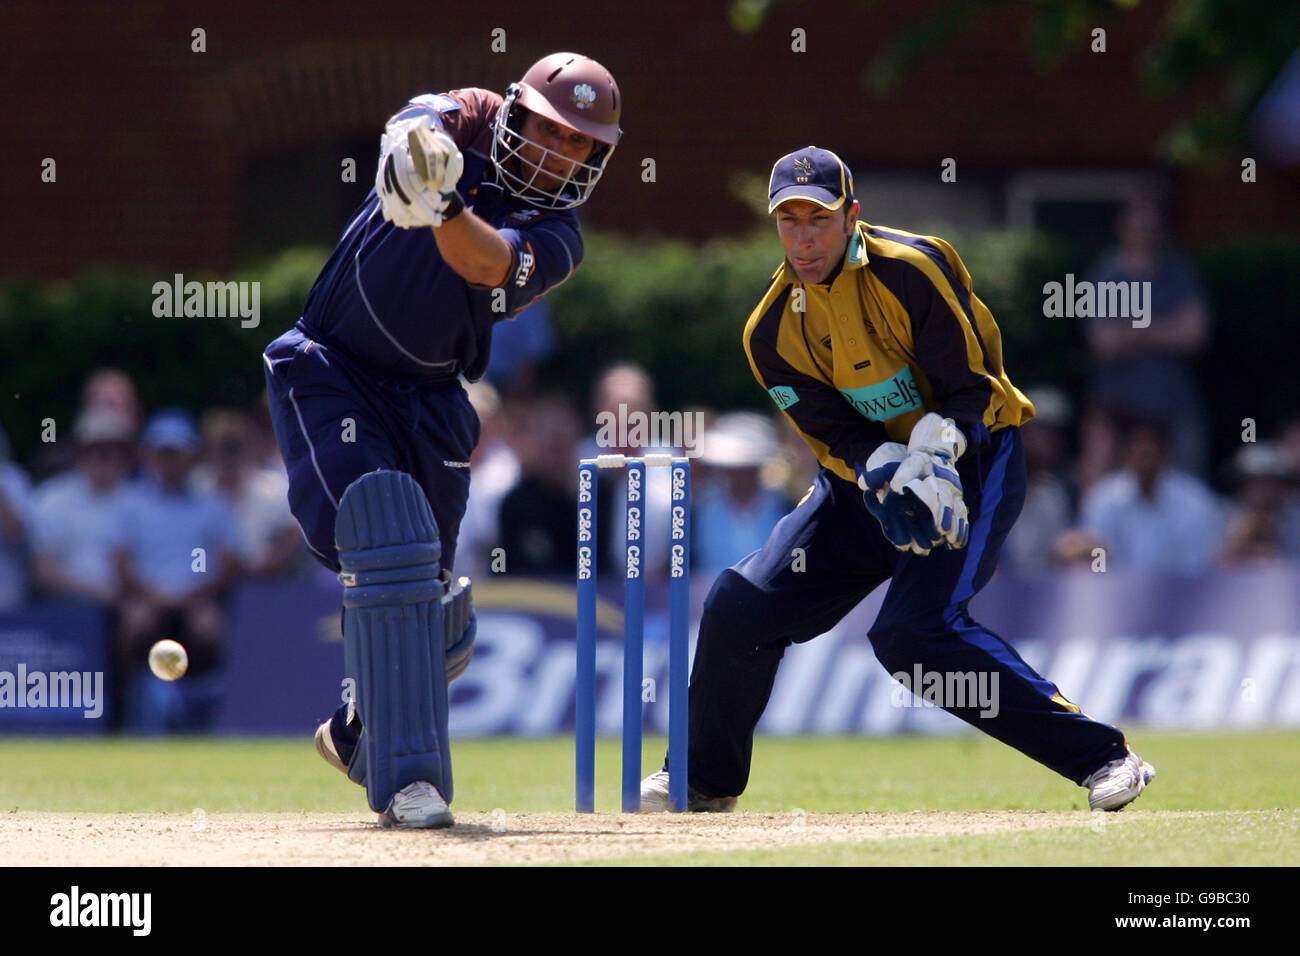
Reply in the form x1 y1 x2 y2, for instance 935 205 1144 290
32 409 136 605
0 424 33 610
1078 417 1222 572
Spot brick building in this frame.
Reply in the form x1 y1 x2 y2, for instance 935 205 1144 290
4 0 1296 278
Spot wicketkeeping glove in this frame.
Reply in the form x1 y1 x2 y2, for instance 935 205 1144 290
889 412 970 549
375 116 464 228
858 443 941 555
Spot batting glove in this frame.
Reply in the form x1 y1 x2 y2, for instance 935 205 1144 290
441 574 475 683
858 443 941 555
406 126 464 197
375 118 463 228
889 413 970 549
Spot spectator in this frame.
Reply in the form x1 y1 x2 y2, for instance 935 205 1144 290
769 413 821 504
1063 416 1222 573
692 412 793 577
0 423 33 610
1219 442 1300 565
456 381 521 579
1278 414 1300 554
32 369 146 484
1075 403 1121 495
31 408 136 606
1082 190 1212 477
580 363 674 577
250 389 287 478
115 409 240 732
484 299 557 400
1000 388 1075 574
498 399 589 575
1278 414 1300 477
191 408 304 579
83 368 143 431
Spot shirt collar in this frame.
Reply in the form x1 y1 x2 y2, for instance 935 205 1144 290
817 223 870 286
845 222 870 270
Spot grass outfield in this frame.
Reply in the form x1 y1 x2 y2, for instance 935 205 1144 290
2 730 1297 864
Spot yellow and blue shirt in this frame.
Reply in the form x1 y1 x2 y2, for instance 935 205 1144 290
743 220 1034 484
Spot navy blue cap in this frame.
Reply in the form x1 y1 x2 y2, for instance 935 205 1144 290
142 408 200 450
768 146 854 213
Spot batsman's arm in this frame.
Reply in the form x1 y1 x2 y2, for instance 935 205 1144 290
386 89 492 152
433 211 513 288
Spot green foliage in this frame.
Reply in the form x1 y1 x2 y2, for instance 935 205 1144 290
728 0 773 33
3 232 1297 473
0 248 327 465
541 229 783 415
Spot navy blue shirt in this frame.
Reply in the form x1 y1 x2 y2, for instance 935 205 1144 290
298 89 584 380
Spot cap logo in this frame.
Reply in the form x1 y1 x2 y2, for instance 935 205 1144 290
571 83 596 110
793 156 815 182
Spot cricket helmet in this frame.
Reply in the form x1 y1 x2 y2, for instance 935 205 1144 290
492 52 622 210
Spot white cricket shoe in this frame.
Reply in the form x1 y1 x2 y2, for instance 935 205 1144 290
1083 750 1156 811
638 770 737 813
639 770 674 811
380 780 454 829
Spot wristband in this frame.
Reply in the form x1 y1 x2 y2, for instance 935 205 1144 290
439 191 465 223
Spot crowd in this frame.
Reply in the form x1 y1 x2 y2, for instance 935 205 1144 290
1003 390 1300 574
0 359 824 732
1004 191 1300 573
0 370 304 731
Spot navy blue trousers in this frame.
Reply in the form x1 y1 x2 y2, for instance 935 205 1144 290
262 325 478 573
686 426 1128 798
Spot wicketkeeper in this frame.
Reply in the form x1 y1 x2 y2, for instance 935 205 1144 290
263 53 622 828
641 147 1155 813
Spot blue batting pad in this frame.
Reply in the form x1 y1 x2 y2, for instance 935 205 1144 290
336 470 450 813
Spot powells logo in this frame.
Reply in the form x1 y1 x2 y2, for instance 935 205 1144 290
571 83 596 110
767 385 799 410
793 156 814 182
838 368 923 421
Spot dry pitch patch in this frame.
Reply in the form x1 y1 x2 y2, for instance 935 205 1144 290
3 809 1124 866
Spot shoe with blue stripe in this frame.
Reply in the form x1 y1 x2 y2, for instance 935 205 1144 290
1084 750 1156 811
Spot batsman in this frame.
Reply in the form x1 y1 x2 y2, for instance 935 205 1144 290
262 53 622 828
641 147 1155 813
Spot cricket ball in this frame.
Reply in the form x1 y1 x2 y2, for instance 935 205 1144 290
148 639 189 681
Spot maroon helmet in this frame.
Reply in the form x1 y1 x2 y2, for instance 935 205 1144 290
492 53 622 209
